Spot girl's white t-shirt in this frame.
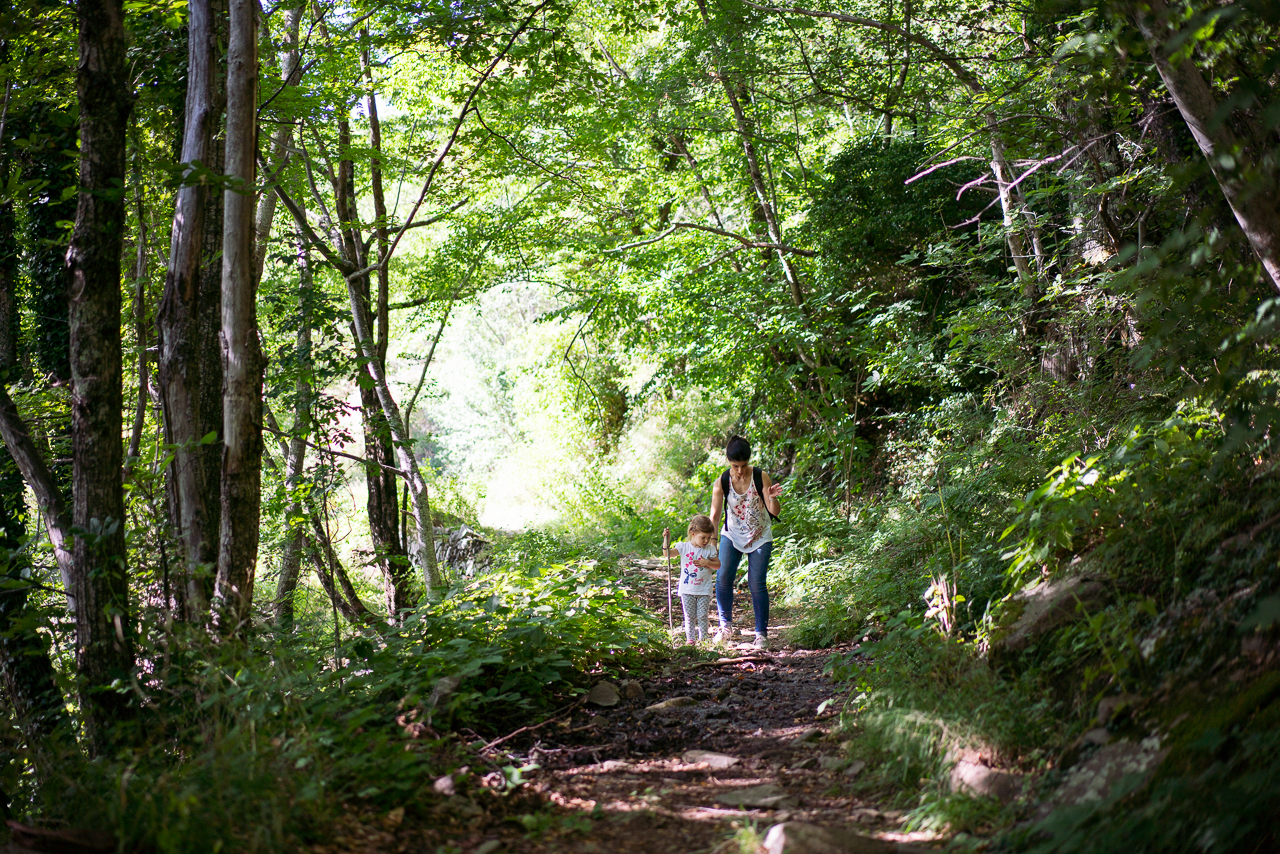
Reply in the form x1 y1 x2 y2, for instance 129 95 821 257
675 540 717 595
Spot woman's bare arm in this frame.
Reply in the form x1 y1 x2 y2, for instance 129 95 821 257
761 471 782 517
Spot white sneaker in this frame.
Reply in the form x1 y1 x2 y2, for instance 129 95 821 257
753 633 769 650
717 626 733 643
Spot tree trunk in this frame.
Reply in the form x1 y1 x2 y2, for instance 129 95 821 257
194 131 226 611
68 0 134 750
361 383 414 611
270 115 441 593
693 0 822 379
0 390 75 609
306 511 376 625
215 0 263 630
273 231 312 628
252 4 303 287
361 41 391 371
127 146 150 464
882 0 910 137
335 103 415 612
1134 0 1280 290
343 281 443 592
986 122 1036 290
157 0 219 620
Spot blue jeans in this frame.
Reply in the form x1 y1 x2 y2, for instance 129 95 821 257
716 536 773 636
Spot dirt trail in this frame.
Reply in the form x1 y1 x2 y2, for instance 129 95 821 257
310 558 932 854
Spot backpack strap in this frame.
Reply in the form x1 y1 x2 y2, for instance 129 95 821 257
753 467 779 521
719 470 730 531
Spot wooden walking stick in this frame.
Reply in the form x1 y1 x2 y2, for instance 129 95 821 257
663 528 673 631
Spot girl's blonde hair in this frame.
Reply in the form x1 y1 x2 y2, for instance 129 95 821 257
687 514 715 539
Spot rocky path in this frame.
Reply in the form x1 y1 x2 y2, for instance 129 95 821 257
482 558 937 853
310 558 937 854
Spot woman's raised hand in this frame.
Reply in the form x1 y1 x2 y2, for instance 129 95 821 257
766 483 783 499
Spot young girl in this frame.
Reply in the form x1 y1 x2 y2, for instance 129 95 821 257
663 515 721 644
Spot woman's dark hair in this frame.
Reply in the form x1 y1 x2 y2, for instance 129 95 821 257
726 435 752 462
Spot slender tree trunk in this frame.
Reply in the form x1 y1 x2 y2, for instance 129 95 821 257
252 4 303 287
344 282 442 591
261 401 377 627
882 0 910 136
274 232 312 628
127 147 149 464
193 0 229 610
723 84 807 317
307 511 376 625
0 390 75 607
360 382 413 609
987 122 1036 290
1134 0 1280 290
335 100 415 612
215 0 263 630
362 44 392 372
68 0 134 750
157 0 219 621
695 0 821 376
399 284 466 551
271 120 440 592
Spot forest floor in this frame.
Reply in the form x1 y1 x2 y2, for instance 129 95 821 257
309 558 943 854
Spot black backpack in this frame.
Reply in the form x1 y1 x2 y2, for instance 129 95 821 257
720 467 780 528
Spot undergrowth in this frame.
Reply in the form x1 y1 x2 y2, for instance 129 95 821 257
1 558 664 853
764 392 1280 847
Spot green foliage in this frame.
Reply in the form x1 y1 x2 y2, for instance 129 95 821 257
999 409 1223 591
421 559 665 715
807 137 985 273
5 0 1280 849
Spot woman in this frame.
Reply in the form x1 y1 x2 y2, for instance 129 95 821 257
708 435 782 649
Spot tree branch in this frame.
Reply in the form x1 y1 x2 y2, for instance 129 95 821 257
343 198 469 282
263 420 405 476
265 172 356 275
608 221 817 256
